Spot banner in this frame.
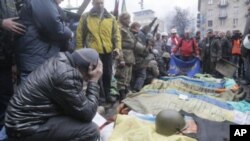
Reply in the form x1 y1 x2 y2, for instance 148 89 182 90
168 55 201 77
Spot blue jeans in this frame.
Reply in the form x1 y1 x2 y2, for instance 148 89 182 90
132 68 147 92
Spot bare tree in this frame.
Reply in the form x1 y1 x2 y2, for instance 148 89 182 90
168 7 195 36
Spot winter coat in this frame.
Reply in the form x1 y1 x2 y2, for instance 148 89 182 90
76 8 121 54
167 36 180 53
0 0 18 68
16 0 72 73
201 37 222 62
242 14 250 57
5 52 100 136
137 30 147 45
173 38 199 57
133 34 150 70
154 40 164 56
120 26 135 65
220 37 232 59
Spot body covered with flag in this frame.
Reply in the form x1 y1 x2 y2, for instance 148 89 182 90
168 55 201 77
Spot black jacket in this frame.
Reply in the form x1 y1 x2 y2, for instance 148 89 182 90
220 37 232 59
5 52 100 136
0 0 18 68
16 0 72 72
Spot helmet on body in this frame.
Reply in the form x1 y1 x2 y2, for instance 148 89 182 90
156 109 186 136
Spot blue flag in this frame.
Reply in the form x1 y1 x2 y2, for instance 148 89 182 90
168 56 201 77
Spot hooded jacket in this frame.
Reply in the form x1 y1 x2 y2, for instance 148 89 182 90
5 52 100 136
16 0 72 73
76 8 121 54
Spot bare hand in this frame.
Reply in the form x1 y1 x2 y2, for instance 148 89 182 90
113 49 120 56
2 17 26 35
88 59 103 83
119 61 125 67
116 103 130 114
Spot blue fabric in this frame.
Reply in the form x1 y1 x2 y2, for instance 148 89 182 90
168 55 201 77
161 76 225 89
143 89 234 110
0 127 7 141
224 79 237 89
227 100 250 113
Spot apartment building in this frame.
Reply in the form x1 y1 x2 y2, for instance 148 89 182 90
197 0 249 36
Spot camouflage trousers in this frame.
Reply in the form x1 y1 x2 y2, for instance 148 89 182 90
115 64 133 90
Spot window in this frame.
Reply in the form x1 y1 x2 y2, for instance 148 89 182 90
208 20 213 27
220 0 228 5
207 9 213 17
220 19 225 26
219 8 227 17
233 7 239 15
208 0 213 4
233 18 239 27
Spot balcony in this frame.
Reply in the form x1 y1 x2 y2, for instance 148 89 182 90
219 13 227 19
218 0 228 7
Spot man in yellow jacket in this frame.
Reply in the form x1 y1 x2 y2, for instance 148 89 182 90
76 0 122 103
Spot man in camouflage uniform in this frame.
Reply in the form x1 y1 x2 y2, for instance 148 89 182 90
145 59 159 85
131 32 152 92
115 13 135 101
201 29 222 76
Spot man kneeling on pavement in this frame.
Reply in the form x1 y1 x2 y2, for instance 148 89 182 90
5 48 102 141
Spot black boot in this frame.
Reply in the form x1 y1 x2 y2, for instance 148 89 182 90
119 89 126 102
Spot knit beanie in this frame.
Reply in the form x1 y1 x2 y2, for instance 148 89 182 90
71 48 99 71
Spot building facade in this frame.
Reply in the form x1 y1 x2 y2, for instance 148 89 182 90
133 10 165 32
197 0 249 36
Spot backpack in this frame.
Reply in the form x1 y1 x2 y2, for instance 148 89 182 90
232 39 241 55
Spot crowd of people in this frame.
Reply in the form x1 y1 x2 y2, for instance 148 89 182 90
1 0 250 140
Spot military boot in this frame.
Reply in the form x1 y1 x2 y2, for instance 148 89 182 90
119 89 126 102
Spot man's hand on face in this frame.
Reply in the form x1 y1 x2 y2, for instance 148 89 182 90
88 59 103 83
2 17 26 35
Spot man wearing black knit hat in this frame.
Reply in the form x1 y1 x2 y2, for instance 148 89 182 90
5 48 102 141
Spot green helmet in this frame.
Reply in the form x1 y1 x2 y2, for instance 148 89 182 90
162 52 170 59
155 109 186 136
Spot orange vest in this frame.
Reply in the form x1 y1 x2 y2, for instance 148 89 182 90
232 39 241 55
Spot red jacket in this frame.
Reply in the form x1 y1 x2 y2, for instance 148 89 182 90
173 38 200 57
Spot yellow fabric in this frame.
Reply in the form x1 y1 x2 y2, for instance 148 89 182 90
123 93 235 122
76 13 121 54
109 115 197 141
